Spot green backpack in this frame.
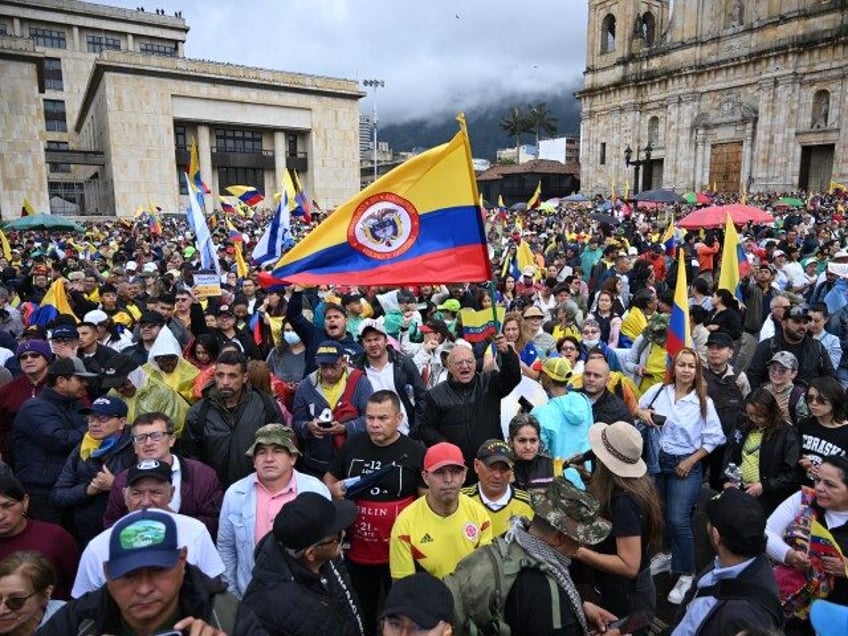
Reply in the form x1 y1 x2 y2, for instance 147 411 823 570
442 536 564 636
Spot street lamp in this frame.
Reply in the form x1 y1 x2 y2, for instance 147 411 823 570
362 79 385 182
624 142 654 195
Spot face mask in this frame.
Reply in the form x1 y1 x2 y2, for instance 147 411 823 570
582 339 600 348
283 332 301 346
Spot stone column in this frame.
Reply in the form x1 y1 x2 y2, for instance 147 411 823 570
72 26 79 51
197 124 212 209
12 17 20 36
127 33 134 51
177 41 185 57
742 122 755 191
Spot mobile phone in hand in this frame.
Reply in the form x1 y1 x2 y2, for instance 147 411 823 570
607 610 652 633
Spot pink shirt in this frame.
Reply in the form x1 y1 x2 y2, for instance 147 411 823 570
254 475 298 544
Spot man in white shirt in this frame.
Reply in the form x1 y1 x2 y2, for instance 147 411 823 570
218 424 329 598
72 458 224 598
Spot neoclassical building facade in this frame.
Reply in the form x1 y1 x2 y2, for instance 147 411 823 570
578 0 847 195
0 0 362 217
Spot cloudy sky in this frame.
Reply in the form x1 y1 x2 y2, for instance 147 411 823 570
103 0 589 122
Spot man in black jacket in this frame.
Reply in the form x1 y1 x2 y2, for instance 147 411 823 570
748 304 836 389
577 357 632 424
41 508 265 635
675 489 782 635
242 492 364 636
352 318 426 437
419 335 520 484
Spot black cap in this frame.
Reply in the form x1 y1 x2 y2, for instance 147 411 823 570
273 492 356 551
341 293 362 306
100 354 140 388
48 357 97 378
139 310 165 326
706 332 734 348
381 572 455 629
126 459 173 485
786 305 811 321
705 488 766 551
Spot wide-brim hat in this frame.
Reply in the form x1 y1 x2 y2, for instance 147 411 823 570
529 477 611 545
588 421 646 478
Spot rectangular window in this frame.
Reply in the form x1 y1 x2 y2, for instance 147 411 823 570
47 141 70 173
286 134 298 157
0 23 7 36
139 41 176 57
44 58 63 91
177 167 188 195
174 125 187 150
600 142 607 165
29 27 66 49
214 128 263 154
218 167 264 195
86 35 121 53
43 99 67 132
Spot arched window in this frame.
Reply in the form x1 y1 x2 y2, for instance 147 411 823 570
601 14 616 53
642 12 656 45
647 116 660 145
812 90 830 129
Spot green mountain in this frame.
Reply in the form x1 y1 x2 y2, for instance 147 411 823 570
379 84 582 162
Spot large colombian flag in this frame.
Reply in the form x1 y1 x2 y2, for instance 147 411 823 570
666 250 691 363
261 115 491 286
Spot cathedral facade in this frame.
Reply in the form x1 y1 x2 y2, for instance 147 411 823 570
577 0 847 195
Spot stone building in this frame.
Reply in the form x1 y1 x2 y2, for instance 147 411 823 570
578 0 847 195
0 0 362 218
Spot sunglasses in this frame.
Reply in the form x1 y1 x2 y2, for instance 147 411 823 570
0 591 35 612
808 394 830 405
314 531 343 548
18 353 42 360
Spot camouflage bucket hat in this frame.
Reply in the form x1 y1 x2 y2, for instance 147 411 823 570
529 477 612 545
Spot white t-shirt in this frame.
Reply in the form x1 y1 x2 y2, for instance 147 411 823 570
71 509 225 598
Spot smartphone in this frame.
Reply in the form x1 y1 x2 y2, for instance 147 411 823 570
607 610 652 633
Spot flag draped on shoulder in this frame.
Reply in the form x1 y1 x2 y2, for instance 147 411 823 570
263 115 491 286
30 279 77 326
667 251 691 362
718 213 752 302
184 173 220 274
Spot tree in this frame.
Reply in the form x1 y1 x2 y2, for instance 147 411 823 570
526 102 558 147
499 106 532 162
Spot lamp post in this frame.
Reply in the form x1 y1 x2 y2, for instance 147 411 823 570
624 142 654 195
362 79 385 182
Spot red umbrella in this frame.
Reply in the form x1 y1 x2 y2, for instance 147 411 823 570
677 204 774 230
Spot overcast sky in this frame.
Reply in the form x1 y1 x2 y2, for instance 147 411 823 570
103 0 589 122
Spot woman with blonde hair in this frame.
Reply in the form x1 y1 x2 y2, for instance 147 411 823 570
636 347 725 605
482 311 541 379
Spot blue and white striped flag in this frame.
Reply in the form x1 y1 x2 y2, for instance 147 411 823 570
252 189 292 265
184 173 220 274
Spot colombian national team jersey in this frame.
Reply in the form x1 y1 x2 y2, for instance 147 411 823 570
460 484 535 537
389 493 493 579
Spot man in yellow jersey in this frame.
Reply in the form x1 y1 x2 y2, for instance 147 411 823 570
461 439 534 536
390 442 492 580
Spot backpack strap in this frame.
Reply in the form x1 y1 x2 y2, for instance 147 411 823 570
546 574 562 631
210 590 240 634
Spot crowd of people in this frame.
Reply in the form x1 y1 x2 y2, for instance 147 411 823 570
0 189 845 634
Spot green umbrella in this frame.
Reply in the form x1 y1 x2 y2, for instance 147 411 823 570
775 197 805 208
4 214 85 232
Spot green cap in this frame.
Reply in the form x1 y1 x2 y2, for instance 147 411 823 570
438 299 461 313
529 478 612 545
245 424 300 457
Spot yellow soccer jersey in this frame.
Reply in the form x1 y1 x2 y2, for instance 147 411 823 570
460 484 535 537
389 493 493 580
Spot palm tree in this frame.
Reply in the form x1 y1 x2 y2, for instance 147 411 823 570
526 102 558 147
499 106 531 162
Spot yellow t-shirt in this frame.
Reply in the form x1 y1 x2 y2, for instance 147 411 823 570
620 307 647 342
639 343 668 393
319 371 347 409
390 493 493 579
740 430 763 486
460 485 535 537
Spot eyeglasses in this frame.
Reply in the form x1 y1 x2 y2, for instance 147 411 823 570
768 365 790 375
808 394 830 405
132 431 171 443
18 353 42 360
313 532 343 548
452 359 475 367
561 346 577 352
0 592 36 612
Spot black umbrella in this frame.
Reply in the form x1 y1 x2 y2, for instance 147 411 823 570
589 212 620 225
632 189 686 203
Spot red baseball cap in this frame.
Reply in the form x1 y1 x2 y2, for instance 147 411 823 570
424 442 466 472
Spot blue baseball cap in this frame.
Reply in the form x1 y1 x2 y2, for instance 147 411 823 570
315 340 344 366
50 324 80 340
79 396 128 418
105 509 180 580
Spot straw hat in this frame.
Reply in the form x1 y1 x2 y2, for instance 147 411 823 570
587 421 646 478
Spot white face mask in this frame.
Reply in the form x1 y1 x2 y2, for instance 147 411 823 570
582 339 600 349
283 331 301 346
